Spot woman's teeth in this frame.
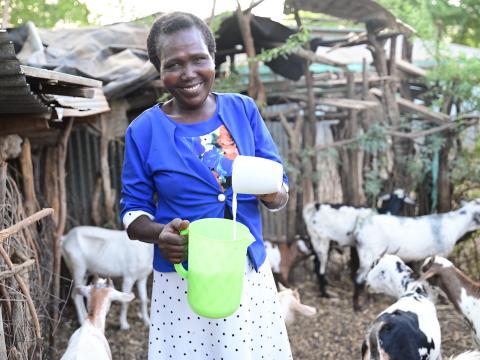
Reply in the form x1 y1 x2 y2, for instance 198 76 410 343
183 84 201 91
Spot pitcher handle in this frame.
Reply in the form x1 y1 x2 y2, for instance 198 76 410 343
174 263 188 278
174 228 189 279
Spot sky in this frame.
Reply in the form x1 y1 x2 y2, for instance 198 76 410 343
82 0 286 25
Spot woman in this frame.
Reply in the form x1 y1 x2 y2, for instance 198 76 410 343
120 11 292 359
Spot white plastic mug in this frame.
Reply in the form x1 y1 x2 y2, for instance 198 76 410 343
232 155 283 195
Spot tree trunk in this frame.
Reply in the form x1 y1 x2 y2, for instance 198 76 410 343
437 132 452 212
235 6 266 104
346 72 364 206
1 0 10 29
367 26 408 190
99 117 114 225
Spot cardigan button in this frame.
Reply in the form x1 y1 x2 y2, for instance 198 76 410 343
217 193 226 202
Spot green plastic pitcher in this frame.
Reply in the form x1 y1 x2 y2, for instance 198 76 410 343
174 218 255 318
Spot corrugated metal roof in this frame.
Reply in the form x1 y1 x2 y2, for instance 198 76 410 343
0 30 50 114
0 29 109 119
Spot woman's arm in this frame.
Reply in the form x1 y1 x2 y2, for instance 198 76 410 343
127 215 189 264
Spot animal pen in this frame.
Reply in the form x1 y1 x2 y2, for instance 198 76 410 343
1 0 479 357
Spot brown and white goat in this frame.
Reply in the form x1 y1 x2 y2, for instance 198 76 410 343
278 283 317 326
61 278 134 360
421 256 480 346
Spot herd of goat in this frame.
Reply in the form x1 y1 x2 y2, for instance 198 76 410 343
58 191 480 359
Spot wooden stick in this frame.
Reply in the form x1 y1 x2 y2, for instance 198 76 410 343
52 118 73 338
20 139 38 216
0 208 53 242
0 306 7 360
0 259 35 281
0 245 41 338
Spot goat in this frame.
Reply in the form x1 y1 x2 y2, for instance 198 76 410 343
61 226 153 330
61 277 135 360
377 188 416 216
421 256 480 346
277 283 317 326
265 238 310 287
355 199 480 290
366 254 417 300
362 256 441 360
450 351 480 360
302 190 414 309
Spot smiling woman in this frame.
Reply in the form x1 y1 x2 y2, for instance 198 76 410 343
120 11 291 360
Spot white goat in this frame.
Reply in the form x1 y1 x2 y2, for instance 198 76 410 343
62 226 153 330
450 351 480 360
421 256 480 346
303 203 373 297
355 199 480 286
363 256 441 360
277 283 317 326
61 278 135 360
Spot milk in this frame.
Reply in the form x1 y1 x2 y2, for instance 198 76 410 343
232 191 238 241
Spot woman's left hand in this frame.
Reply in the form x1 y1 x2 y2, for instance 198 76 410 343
258 192 279 204
258 184 288 211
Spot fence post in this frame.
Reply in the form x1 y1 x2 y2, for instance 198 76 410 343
0 162 8 358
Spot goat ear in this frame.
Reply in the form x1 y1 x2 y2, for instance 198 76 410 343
76 285 91 298
421 256 435 273
404 194 416 205
379 193 391 201
111 290 135 303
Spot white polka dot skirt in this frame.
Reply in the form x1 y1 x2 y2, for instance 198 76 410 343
148 258 293 359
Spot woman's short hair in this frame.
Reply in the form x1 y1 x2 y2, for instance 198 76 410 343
147 12 216 72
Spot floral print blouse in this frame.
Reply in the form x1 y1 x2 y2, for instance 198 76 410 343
182 124 239 192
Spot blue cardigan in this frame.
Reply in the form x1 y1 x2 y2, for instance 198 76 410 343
120 93 287 272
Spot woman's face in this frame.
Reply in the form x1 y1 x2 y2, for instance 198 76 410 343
159 27 215 111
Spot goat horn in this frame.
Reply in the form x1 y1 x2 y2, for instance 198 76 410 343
391 247 401 255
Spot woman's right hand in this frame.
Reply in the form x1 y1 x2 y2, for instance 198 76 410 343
158 218 189 264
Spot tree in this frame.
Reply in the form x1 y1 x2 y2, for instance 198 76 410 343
8 0 90 28
378 0 480 47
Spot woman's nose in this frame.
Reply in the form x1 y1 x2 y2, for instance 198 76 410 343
181 63 195 79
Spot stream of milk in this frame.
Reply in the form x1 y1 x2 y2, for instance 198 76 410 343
232 192 237 241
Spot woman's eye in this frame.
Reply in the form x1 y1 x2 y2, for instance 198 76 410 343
165 63 180 70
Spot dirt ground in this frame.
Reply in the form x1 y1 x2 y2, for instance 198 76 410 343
53 256 475 360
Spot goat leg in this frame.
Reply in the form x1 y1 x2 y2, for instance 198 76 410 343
350 247 364 311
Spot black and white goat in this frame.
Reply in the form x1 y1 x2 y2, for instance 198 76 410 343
366 254 417 300
355 199 480 290
421 256 480 346
302 189 415 307
363 255 441 360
